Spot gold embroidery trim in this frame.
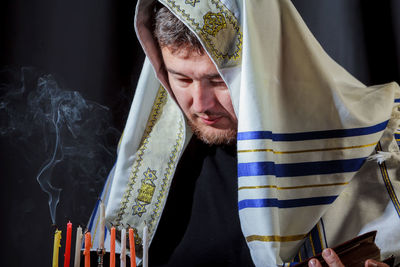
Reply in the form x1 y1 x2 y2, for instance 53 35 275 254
238 182 349 191
246 234 306 243
203 0 242 61
115 87 168 225
202 12 227 36
184 0 199 7
163 0 242 65
138 183 156 204
149 118 185 233
237 142 378 154
132 168 159 217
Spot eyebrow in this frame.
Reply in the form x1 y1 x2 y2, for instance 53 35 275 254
166 68 222 80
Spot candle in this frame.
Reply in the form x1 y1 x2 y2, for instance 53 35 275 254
110 226 116 267
99 202 105 250
63 221 72 267
84 231 91 267
53 229 62 267
129 228 136 267
142 225 148 267
120 228 126 267
74 226 83 267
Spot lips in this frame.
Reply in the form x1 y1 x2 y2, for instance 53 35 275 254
198 115 222 125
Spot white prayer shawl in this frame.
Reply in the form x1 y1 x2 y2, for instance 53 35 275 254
87 0 400 265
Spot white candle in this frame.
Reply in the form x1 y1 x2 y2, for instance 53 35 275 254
74 226 83 267
99 202 105 250
120 228 127 267
142 225 148 267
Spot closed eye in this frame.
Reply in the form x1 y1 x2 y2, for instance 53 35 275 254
179 78 193 84
210 79 226 87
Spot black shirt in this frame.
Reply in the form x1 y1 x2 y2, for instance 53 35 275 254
149 137 254 267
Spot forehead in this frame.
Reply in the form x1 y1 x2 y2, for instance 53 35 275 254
161 46 220 77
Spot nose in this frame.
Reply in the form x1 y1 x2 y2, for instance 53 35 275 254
192 81 215 113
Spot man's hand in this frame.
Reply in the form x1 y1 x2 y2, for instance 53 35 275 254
307 248 389 267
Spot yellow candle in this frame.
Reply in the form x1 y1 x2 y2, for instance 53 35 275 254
52 229 62 267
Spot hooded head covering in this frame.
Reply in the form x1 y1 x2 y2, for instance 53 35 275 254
88 0 400 265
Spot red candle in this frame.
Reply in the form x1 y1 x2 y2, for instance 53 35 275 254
84 231 91 267
63 221 72 267
129 228 136 267
110 226 116 267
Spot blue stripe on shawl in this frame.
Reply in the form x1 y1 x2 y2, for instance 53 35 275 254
396 134 400 148
310 225 323 255
395 98 400 103
237 121 388 141
288 224 323 265
299 244 308 263
238 158 366 177
88 198 100 232
320 218 329 248
238 196 337 210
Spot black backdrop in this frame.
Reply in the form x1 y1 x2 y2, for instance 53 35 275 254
0 0 399 266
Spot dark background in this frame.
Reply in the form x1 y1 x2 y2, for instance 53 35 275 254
0 0 399 266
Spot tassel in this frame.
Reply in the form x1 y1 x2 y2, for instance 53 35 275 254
367 151 393 164
367 151 400 164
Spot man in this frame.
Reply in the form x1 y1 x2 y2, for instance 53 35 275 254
90 0 400 266
154 8 238 145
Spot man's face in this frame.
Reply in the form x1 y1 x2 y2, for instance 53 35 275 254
161 47 238 145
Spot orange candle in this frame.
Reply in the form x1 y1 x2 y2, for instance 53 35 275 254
63 221 72 267
84 231 91 267
110 226 116 267
129 228 136 267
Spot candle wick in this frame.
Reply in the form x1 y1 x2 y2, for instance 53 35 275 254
51 224 58 231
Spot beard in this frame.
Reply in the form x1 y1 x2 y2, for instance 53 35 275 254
187 115 237 145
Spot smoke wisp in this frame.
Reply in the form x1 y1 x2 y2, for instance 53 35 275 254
0 67 121 224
